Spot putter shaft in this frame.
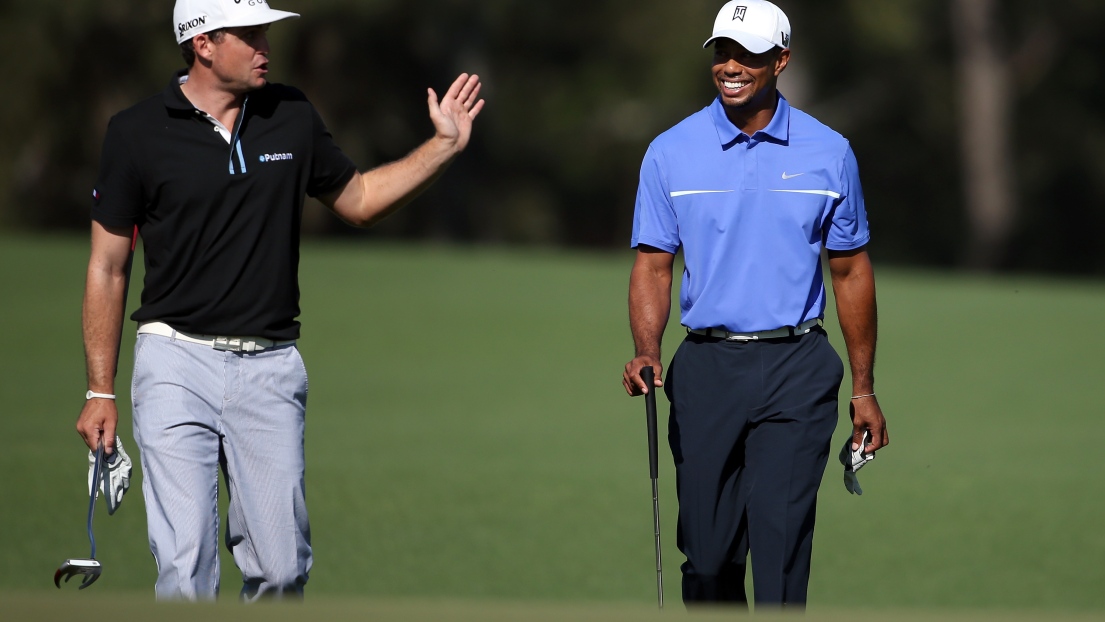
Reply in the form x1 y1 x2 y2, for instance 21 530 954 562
641 366 664 610
87 439 104 559
652 477 664 609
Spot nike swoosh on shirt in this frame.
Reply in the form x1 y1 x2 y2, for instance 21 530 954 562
669 190 735 197
769 189 842 199
781 172 805 180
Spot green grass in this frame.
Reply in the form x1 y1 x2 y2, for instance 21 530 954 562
5 592 1105 622
2 233 1104 615
9 592 1105 622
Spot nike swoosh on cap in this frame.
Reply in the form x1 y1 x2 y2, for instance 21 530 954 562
781 172 805 180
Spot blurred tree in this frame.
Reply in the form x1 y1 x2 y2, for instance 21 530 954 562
1 0 178 229
1 0 1104 274
283 0 721 245
953 0 1015 270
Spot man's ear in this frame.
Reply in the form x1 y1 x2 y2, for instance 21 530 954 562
192 33 217 63
774 48 791 77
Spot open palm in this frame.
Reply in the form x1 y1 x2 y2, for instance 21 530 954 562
428 73 484 153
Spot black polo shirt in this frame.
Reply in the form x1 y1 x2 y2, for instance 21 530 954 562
92 72 357 340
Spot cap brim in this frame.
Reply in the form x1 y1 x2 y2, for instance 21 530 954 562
221 9 300 29
176 10 299 44
703 31 777 54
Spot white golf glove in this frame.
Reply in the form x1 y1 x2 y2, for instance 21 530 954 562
839 430 874 495
88 436 132 515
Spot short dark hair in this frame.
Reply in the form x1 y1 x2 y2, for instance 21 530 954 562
180 29 226 67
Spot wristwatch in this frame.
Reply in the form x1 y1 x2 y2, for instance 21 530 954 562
85 390 116 400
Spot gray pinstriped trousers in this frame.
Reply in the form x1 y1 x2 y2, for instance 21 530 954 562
131 333 311 600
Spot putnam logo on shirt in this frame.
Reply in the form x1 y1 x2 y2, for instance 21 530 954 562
259 153 294 163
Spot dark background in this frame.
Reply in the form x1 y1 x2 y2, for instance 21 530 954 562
3 0 1103 274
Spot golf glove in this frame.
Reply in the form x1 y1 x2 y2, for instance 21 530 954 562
839 430 874 496
88 436 132 515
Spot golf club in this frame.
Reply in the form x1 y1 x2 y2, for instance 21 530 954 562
54 436 105 589
54 225 136 590
641 366 663 609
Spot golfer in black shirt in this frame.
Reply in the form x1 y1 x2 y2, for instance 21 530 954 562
75 0 483 599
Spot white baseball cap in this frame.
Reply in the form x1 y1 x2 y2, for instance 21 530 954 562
703 0 791 54
173 0 300 45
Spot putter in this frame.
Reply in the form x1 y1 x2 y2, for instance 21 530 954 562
54 436 106 589
641 366 664 609
54 225 136 590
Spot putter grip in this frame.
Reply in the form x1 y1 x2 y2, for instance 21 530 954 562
641 366 659 480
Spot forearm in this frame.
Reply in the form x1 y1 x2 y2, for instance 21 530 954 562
346 135 460 227
828 248 889 450
629 257 673 359
831 255 877 394
623 248 675 396
77 223 133 452
326 73 482 227
83 260 128 392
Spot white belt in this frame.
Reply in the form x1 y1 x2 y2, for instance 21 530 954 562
688 318 822 342
137 321 295 353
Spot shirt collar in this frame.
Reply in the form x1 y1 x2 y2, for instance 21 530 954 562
708 92 791 146
162 70 262 126
162 69 195 112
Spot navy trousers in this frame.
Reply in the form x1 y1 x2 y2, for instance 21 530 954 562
665 328 843 608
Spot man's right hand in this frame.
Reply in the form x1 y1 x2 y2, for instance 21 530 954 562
623 355 664 397
77 398 118 456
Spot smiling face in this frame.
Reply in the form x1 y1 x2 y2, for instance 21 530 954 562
711 38 790 132
199 24 271 93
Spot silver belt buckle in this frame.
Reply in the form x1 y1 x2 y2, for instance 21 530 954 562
213 336 243 352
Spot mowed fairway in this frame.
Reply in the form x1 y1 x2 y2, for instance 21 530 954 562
1 233 1103 618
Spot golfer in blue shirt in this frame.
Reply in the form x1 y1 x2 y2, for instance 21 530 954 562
623 0 888 608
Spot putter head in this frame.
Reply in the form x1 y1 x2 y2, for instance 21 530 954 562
54 558 102 589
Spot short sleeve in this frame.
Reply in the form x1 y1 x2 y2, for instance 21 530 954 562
91 117 145 228
824 144 871 251
630 145 680 253
306 105 358 198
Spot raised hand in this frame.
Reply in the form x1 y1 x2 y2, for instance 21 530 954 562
427 73 485 153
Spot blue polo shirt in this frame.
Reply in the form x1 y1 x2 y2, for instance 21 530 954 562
631 94 870 333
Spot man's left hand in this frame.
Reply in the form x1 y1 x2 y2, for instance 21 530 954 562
841 396 887 495
849 395 888 453
428 73 485 153
840 430 875 495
